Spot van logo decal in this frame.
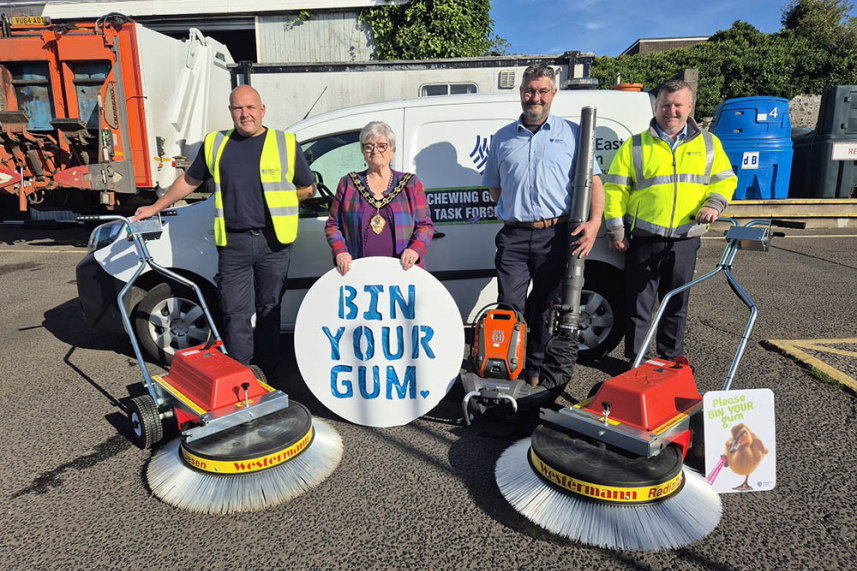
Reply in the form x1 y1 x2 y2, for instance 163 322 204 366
424 187 497 225
469 135 492 173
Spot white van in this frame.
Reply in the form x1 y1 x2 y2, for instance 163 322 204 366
76 90 654 363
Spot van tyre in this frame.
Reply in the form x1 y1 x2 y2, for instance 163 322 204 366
578 263 625 361
135 282 216 365
128 395 163 449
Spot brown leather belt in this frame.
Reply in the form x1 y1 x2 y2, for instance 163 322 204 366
504 216 569 229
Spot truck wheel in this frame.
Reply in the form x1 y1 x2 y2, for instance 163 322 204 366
135 282 215 365
577 263 625 361
128 395 163 449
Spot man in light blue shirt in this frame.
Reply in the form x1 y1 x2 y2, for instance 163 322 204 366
482 64 604 386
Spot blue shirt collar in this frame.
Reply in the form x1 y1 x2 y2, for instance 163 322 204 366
516 113 556 132
654 121 688 143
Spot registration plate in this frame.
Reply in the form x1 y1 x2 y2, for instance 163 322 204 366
11 16 50 26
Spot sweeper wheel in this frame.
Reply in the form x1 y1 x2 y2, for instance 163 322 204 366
685 410 706 471
146 401 343 514
179 400 314 471
495 423 723 551
249 364 267 383
529 422 686 502
128 395 163 449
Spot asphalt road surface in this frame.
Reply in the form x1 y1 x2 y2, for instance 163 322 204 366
1 223 855 571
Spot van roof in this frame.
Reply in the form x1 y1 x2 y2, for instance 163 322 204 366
288 89 653 131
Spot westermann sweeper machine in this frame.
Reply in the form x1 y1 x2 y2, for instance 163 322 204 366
495 210 804 551
77 213 343 514
460 106 599 424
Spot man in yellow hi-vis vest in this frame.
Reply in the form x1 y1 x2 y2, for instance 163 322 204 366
603 80 737 363
134 85 315 375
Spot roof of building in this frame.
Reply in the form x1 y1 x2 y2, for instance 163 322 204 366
621 36 710 56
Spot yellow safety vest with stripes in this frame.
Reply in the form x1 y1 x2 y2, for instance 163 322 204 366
603 119 737 240
203 128 299 247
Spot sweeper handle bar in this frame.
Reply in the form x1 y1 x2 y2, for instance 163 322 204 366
557 106 597 333
631 217 805 391
75 212 223 401
75 210 177 222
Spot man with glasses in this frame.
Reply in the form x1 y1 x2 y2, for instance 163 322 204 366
133 85 315 377
482 64 604 387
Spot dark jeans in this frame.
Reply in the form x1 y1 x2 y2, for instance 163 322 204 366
215 229 291 371
494 223 570 377
624 236 700 360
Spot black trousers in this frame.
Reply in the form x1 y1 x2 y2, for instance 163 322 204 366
624 236 700 360
215 229 291 371
494 223 571 377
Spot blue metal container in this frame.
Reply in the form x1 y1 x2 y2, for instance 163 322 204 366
70 62 109 130
710 96 794 199
8 62 55 131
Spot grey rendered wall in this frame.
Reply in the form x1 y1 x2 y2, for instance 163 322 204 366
257 11 375 63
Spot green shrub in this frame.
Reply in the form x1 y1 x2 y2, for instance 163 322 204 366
591 0 857 118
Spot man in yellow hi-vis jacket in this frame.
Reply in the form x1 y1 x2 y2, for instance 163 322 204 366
603 80 737 362
134 85 315 375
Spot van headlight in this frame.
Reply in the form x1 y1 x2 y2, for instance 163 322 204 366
87 221 124 252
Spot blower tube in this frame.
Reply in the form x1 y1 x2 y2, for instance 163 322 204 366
560 106 597 332
539 106 597 392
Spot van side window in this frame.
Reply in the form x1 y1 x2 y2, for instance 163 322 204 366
420 83 477 97
299 131 363 216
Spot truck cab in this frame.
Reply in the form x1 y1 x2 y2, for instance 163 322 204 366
0 15 232 213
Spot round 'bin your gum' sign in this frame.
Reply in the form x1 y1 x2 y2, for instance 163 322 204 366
294 257 465 427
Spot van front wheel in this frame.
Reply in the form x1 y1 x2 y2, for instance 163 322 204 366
577 263 625 361
134 282 215 365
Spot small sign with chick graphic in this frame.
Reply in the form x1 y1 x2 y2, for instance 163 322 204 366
703 388 776 493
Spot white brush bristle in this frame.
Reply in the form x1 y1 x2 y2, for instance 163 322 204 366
146 419 343 514
495 438 722 551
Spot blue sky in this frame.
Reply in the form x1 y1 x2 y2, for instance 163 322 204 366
490 0 855 57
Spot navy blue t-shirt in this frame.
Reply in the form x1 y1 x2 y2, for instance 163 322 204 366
187 128 314 230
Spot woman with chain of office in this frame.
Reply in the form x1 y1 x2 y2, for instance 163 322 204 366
324 121 434 275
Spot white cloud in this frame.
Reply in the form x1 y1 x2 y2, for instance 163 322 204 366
585 21 607 31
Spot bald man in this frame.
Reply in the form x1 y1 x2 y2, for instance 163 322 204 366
134 85 315 376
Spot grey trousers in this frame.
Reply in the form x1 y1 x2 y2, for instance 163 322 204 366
494 222 571 377
215 229 291 371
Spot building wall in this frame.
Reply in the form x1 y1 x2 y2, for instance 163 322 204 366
257 11 375 63
22 0 400 18
623 38 708 56
637 39 706 56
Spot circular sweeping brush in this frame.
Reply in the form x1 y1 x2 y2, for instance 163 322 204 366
147 402 342 514
495 426 722 551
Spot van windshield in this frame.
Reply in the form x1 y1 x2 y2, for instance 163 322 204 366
301 131 364 196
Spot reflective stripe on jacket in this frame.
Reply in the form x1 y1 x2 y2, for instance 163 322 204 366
203 128 299 247
603 117 736 241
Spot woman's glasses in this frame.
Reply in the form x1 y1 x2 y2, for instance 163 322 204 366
362 143 389 153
